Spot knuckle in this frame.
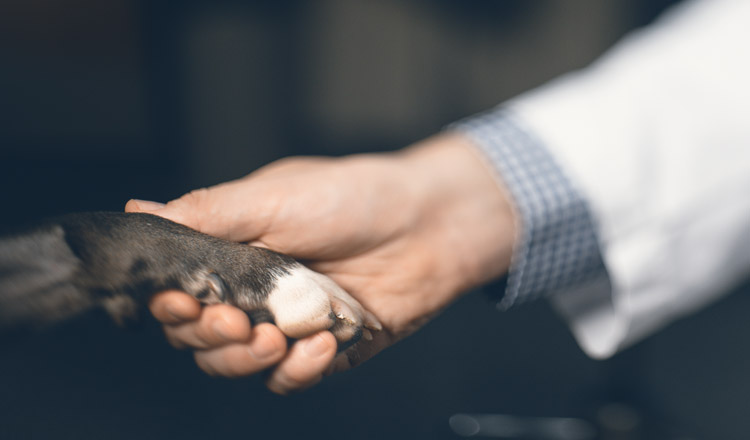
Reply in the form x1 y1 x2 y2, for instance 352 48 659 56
223 363 250 378
180 187 211 206
266 380 290 396
194 352 219 376
220 348 257 378
268 370 321 395
195 324 219 347
281 362 317 385
168 321 213 349
168 188 211 230
164 329 187 350
203 307 247 343
267 373 299 394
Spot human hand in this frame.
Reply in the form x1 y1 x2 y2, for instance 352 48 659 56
126 132 516 394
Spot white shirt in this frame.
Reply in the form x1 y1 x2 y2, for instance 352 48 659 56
458 0 750 358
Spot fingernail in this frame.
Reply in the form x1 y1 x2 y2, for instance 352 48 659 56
248 327 280 360
131 199 165 211
302 334 332 358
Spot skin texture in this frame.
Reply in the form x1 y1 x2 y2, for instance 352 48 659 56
126 132 517 394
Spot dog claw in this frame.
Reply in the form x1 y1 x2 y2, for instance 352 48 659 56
260 264 380 349
362 328 373 341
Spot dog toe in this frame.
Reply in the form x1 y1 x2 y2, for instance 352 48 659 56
262 265 380 349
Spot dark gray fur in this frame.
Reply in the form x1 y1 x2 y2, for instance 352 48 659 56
0 212 297 332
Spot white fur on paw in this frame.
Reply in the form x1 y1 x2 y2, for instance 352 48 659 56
266 265 336 339
265 265 381 341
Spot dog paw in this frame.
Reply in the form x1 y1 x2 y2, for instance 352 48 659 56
262 265 381 350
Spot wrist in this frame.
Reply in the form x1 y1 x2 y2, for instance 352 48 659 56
399 132 517 295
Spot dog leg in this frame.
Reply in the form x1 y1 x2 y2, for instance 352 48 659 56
0 212 381 349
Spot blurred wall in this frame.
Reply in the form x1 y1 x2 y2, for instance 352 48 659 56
1 0 639 210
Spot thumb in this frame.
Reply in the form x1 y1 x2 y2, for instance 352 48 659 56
125 179 273 242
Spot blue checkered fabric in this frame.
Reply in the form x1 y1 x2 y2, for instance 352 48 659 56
450 109 608 310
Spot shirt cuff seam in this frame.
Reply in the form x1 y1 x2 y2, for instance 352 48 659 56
448 108 609 309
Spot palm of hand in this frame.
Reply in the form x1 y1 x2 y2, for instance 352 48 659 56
131 134 514 390
238 155 469 368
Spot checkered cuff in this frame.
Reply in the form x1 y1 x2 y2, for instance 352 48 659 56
450 109 608 309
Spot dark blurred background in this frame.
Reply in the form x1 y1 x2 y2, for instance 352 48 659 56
2 1 749 439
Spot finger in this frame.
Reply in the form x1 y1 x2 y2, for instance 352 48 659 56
324 353 352 376
265 331 337 395
149 290 202 324
324 329 395 376
125 177 275 242
125 199 165 212
193 323 287 377
163 304 251 350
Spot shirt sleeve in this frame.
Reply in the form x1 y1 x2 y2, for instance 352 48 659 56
451 111 609 310
452 0 750 359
